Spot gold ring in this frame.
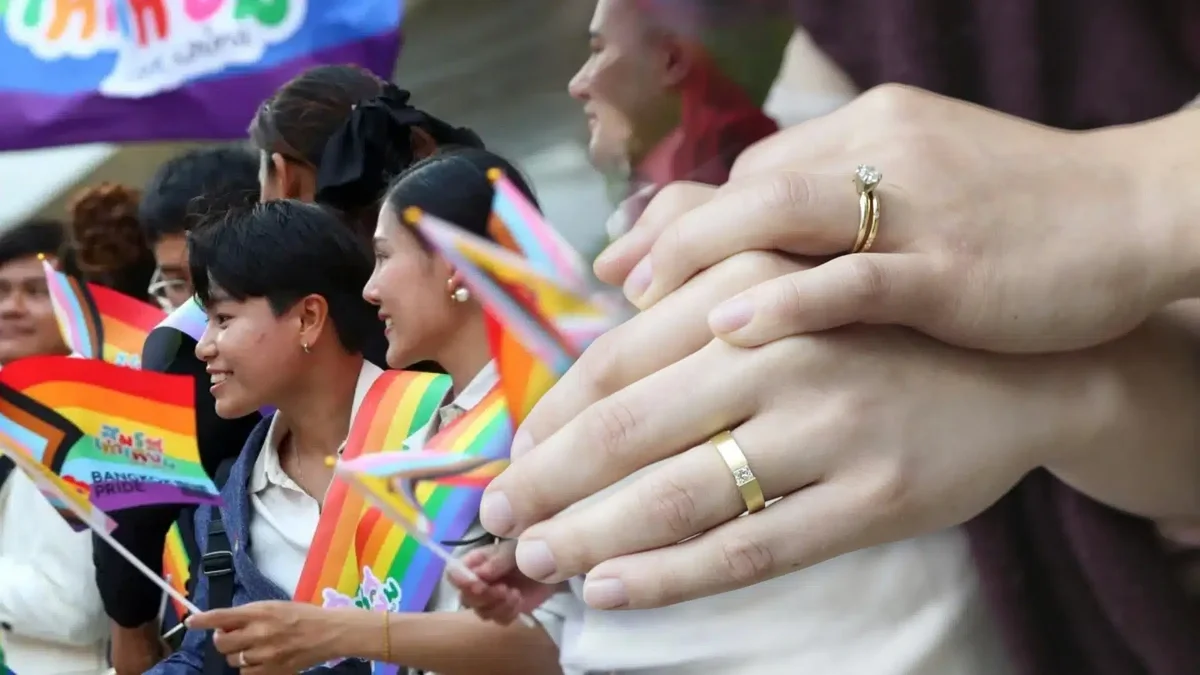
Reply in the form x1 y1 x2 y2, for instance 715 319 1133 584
710 431 765 514
237 652 248 668
851 165 882 253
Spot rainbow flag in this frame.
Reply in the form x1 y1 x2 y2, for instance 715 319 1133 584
41 258 166 368
334 384 512 604
0 385 115 533
488 169 591 289
485 313 555 427
0 356 220 511
0 0 404 150
163 522 191 619
293 371 451 614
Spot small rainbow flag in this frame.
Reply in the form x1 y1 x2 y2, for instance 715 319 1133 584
293 371 452 613
333 384 512 606
163 522 192 619
0 386 115 533
41 257 167 368
486 314 555 427
487 169 591 289
0 357 220 512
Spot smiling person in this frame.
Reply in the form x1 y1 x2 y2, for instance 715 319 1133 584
0 219 108 675
570 0 790 238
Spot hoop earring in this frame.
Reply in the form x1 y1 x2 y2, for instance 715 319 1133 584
302 342 311 354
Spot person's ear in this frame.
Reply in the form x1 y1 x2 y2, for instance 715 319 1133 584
272 153 317 201
658 36 692 89
410 128 438 160
296 294 330 352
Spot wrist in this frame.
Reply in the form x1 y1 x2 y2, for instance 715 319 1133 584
332 608 389 663
1088 109 1200 302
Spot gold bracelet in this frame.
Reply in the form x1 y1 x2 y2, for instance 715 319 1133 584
382 610 392 663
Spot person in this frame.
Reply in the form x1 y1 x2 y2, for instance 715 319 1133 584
59 183 157 304
93 147 264 675
139 146 262 311
476 87 1200 672
153 193 559 675
569 0 790 238
0 220 108 674
250 64 483 234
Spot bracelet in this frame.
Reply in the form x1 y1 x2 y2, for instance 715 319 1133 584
382 610 392 663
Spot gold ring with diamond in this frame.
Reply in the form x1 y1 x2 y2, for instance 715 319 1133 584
851 165 882 254
711 431 765 514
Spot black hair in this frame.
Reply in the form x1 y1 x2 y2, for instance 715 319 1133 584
139 146 260 244
249 65 484 232
187 201 376 354
383 147 540 242
0 219 66 268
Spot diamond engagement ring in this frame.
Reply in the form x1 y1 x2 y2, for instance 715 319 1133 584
711 431 765 514
851 165 882 254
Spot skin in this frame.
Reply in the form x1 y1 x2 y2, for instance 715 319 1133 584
150 233 192 310
0 254 68 364
568 0 689 172
362 205 492 391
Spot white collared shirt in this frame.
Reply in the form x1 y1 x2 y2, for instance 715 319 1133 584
248 361 384 595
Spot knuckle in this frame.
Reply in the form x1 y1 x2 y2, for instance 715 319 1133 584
717 536 776 586
583 396 642 464
640 475 703 538
859 83 923 123
843 256 890 306
576 330 627 398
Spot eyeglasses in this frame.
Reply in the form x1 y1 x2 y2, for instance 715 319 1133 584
147 267 189 312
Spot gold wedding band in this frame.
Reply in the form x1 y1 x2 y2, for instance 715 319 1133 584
237 652 248 668
851 165 882 253
711 431 765 514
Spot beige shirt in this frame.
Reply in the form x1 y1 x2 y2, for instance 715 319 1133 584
0 468 108 675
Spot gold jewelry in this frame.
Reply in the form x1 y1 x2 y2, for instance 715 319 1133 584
449 279 470 303
710 430 765 514
236 651 248 668
851 165 882 254
302 341 311 354
382 610 392 663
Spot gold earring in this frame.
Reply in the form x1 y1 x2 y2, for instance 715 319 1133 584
302 342 311 354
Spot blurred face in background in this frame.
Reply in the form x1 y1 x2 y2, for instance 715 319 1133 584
0 255 68 364
569 0 689 171
148 233 192 310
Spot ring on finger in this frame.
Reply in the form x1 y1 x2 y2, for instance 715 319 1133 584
710 430 765 514
237 651 249 668
851 165 882 254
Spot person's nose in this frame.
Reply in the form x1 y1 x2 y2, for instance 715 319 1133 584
362 271 381 305
194 322 217 362
568 64 591 101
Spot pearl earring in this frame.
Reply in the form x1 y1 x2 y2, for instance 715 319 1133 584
452 286 471 303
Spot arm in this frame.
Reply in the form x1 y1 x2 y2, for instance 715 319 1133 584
336 609 562 675
145 507 212 675
0 473 106 646
1039 302 1200 521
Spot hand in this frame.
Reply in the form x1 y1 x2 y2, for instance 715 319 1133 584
484 326 1094 609
597 84 1197 354
448 541 558 624
186 601 351 674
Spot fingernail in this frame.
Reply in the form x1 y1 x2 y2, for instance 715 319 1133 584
510 429 533 459
593 241 623 270
583 577 629 609
623 256 652 301
709 297 753 334
515 540 557 580
479 492 515 536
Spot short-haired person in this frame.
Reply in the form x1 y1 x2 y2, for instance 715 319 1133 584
0 220 108 675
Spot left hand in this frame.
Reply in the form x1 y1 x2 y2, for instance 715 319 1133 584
482 326 1093 610
186 601 348 674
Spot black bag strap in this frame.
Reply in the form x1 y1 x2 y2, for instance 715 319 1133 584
0 456 13 494
202 458 238 675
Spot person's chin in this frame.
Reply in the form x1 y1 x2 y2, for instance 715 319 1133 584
212 392 259 420
385 343 413 371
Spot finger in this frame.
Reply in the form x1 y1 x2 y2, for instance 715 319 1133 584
709 253 934 346
632 171 863 308
211 627 261 656
473 542 518 581
580 480 871 609
489 336 758 539
592 182 716 286
185 607 255 632
503 248 808 469
476 588 523 625
513 406 825 584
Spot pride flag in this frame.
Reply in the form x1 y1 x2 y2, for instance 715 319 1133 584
0 0 404 150
293 371 451 612
0 385 115 532
488 169 592 290
0 356 221 511
163 521 191 618
42 258 166 368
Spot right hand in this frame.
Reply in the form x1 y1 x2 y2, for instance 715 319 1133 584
596 85 1196 354
449 541 558 625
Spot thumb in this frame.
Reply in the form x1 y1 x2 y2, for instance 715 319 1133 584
708 253 924 346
